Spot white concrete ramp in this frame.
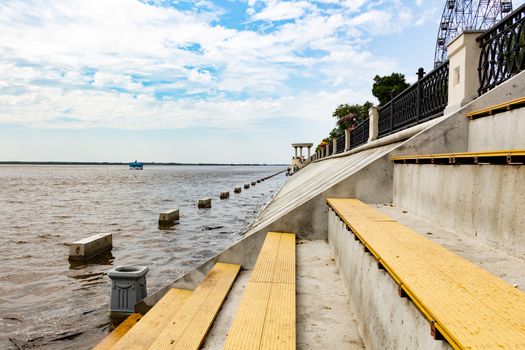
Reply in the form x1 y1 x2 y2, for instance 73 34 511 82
246 142 401 240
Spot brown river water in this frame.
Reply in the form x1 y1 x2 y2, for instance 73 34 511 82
0 164 286 349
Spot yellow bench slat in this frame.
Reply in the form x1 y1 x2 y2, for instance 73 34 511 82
224 232 296 350
260 282 296 350
109 288 191 350
92 313 143 350
223 282 272 350
327 198 525 349
148 262 240 350
390 149 525 161
466 96 525 119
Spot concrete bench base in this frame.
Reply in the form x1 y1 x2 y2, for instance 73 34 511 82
220 191 229 199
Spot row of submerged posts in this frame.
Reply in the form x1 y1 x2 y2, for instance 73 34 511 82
314 2 525 160
67 169 285 317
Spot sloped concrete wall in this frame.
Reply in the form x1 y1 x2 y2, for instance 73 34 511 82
245 143 400 240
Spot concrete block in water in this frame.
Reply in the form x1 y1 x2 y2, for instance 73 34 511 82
251 181 256 186
69 233 112 261
244 184 250 189
158 209 180 225
220 191 230 199
257 180 261 183
234 187 242 193
108 266 148 317
198 197 212 208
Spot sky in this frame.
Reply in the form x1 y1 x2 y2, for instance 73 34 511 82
0 0 513 163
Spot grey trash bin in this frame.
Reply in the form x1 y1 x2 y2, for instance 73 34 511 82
107 266 148 317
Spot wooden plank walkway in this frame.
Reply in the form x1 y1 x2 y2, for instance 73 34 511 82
327 198 525 349
147 262 240 350
93 313 143 350
108 288 191 350
224 232 296 350
466 96 525 119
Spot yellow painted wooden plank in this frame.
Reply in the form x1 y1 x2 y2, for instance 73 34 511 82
344 217 525 349
92 313 143 350
466 96 525 119
327 198 395 222
260 282 296 350
110 288 191 350
389 149 525 161
250 232 281 283
224 232 296 350
223 282 272 350
273 233 296 284
148 262 241 350
327 198 525 349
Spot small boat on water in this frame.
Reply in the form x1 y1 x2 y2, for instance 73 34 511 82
128 161 144 170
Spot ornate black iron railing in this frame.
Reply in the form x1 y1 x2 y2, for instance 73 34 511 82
478 3 525 94
378 62 449 138
350 118 369 149
336 135 345 154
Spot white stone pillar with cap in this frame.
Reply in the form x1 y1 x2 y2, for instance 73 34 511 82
444 30 484 115
292 143 313 162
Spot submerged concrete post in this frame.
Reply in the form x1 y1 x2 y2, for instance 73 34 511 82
244 183 250 189
69 233 112 261
220 191 229 199
445 31 484 115
198 198 212 208
345 128 351 151
159 209 180 225
368 107 379 142
234 187 242 193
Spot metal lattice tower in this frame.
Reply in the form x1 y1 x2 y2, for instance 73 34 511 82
434 0 513 67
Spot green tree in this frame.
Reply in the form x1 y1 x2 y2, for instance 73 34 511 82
332 101 373 132
372 73 410 106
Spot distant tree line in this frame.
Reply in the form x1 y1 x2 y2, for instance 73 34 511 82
317 72 409 150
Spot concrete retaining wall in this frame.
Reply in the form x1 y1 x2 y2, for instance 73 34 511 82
468 108 525 151
394 163 525 259
327 209 450 350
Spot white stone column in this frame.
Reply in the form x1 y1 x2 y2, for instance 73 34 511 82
332 138 337 155
368 106 379 142
307 146 311 159
444 30 484 115
344 128 351 151
299 147 303 158
294 147 298 158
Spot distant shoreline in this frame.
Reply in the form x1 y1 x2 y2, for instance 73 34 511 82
0 161 287 166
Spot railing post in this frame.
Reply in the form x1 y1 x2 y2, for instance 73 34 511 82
332 138 337 156
444 30 484 115
344 128 351 151
368 107 379 142
416 67 425 122
389 91 394 133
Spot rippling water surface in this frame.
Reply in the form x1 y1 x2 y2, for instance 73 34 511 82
0 164 286 349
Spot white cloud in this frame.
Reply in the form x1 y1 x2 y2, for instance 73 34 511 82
0 0 427 131
252 1 311 21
